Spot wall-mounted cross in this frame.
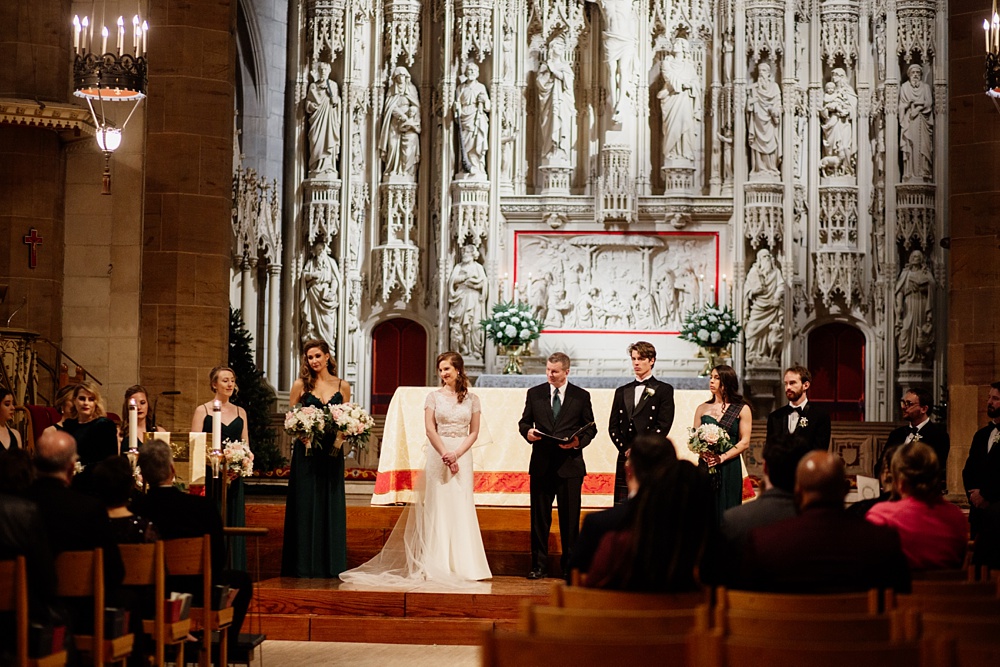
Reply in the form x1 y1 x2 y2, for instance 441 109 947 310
23 228 43 269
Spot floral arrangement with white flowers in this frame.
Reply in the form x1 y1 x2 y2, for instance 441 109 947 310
687 423 734 474
283 405 329 451
678 304 741 349
328 402 376 453
222 439 255 477
481 300 543 347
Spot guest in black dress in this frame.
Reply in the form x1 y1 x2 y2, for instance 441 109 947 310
118 385 166 454
91 455 159 544
42 384 78 437
190 366 250 569
62 382 119 495
0 388 21 454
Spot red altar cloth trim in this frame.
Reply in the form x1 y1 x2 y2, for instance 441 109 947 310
374 470 615 495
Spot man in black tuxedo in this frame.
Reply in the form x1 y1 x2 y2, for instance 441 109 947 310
764 365 831 461
963 382 1000 567
518 352 596 579
135 440 252 648
881 387 949 491
737 451 910 594
608 341 675 505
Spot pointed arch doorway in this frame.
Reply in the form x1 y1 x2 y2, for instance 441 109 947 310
807 323 866 421
370 318 428 415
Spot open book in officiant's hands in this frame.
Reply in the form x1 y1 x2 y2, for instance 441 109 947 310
534 421 596 444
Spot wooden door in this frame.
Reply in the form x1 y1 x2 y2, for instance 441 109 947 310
807 323 866 421
370 318 427 415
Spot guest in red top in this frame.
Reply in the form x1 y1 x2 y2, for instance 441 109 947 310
866 441 967 571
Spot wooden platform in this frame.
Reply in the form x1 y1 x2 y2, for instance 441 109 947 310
249 575 552 645
245 504 573 580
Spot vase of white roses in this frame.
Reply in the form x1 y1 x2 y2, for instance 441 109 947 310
482 301 542 375
679 304 742 376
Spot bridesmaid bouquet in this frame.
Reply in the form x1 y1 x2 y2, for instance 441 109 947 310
327 402 376 453
222 439 255 477
687 423 734 475
283 405 329 452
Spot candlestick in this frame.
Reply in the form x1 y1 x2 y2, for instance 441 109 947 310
101 25 108 55
82 16 90 53
513 281 519 304
128 398 138 452
73 16 81 53
994 14 999 52
116 16 124 55
141 21 148 56
212 399 222 450
720 274 728 309
698 274 705 305
987 19 992 54
710 285 716 305
132 15 139 54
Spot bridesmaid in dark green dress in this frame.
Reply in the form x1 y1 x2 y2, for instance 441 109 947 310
281 339 351 578
693 364 752 523
191 366 250 570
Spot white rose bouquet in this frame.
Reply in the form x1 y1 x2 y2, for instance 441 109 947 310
283 405 329 452
678 304 741 348
481 300 542 347
222 439 255 477
687 423 734 475
327 402 376 453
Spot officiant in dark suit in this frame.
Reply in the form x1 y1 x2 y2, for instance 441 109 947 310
764 365 831 460
519 352 596 580
608 342 675 505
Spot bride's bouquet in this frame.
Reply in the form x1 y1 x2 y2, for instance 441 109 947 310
222 439 255 477
687 423 734 475
283 405 329 452
328 402 375 453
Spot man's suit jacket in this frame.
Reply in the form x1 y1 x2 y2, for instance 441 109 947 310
608 377 675 454
764 402 831 458
518 382 596 479
963 423 1000 531
721 487 797 551
25 476 124 588
567 501 631 573
136 486 226 574
884 420 950 476
737 504 911 594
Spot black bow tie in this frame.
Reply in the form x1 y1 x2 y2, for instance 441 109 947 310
631 379 648 388
992 423 1000 433
790 406 803 414
908 426 920 435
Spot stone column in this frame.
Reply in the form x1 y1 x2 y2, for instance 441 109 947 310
947 0 1000 495
140 0 237 429
0 0 70 357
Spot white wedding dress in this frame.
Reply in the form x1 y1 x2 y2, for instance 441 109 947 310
339 390 492 588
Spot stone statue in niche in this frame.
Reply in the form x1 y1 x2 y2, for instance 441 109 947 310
746 62 782 178
454 61 491 178
594 0 638 123
743 248 785 362
658 38 700 164
379 66 422 181
301 237 341 348
305 59 342 178
500 92 517 182
894 250 935 364
818 68 858 177
898 64 934 183
536 34 575 163
447 244 488 359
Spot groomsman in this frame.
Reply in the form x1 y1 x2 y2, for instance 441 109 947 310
964 382 1000 567
882 387 950 491
608 342 675 505
765 365 831 460
519 352 597 580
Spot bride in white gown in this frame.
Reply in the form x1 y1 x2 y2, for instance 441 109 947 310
339 352 492 587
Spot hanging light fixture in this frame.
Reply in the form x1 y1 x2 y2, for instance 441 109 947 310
72 2 148 194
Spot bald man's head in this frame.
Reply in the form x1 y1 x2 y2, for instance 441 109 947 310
34 429 78 479
794 451 848 509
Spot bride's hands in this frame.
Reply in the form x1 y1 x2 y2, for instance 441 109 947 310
442 450 458 466
448 461 459 474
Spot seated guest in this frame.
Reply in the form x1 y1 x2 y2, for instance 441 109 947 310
738 451 911 593
586 457 715 592
25 429 124 585
135 440 252 648
42 384 79 437
0 449 57 656
61 381 119 469
91 456 159 544
866 442 967 571
721 431 802 552
569 433 677 578
847 443 899 518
